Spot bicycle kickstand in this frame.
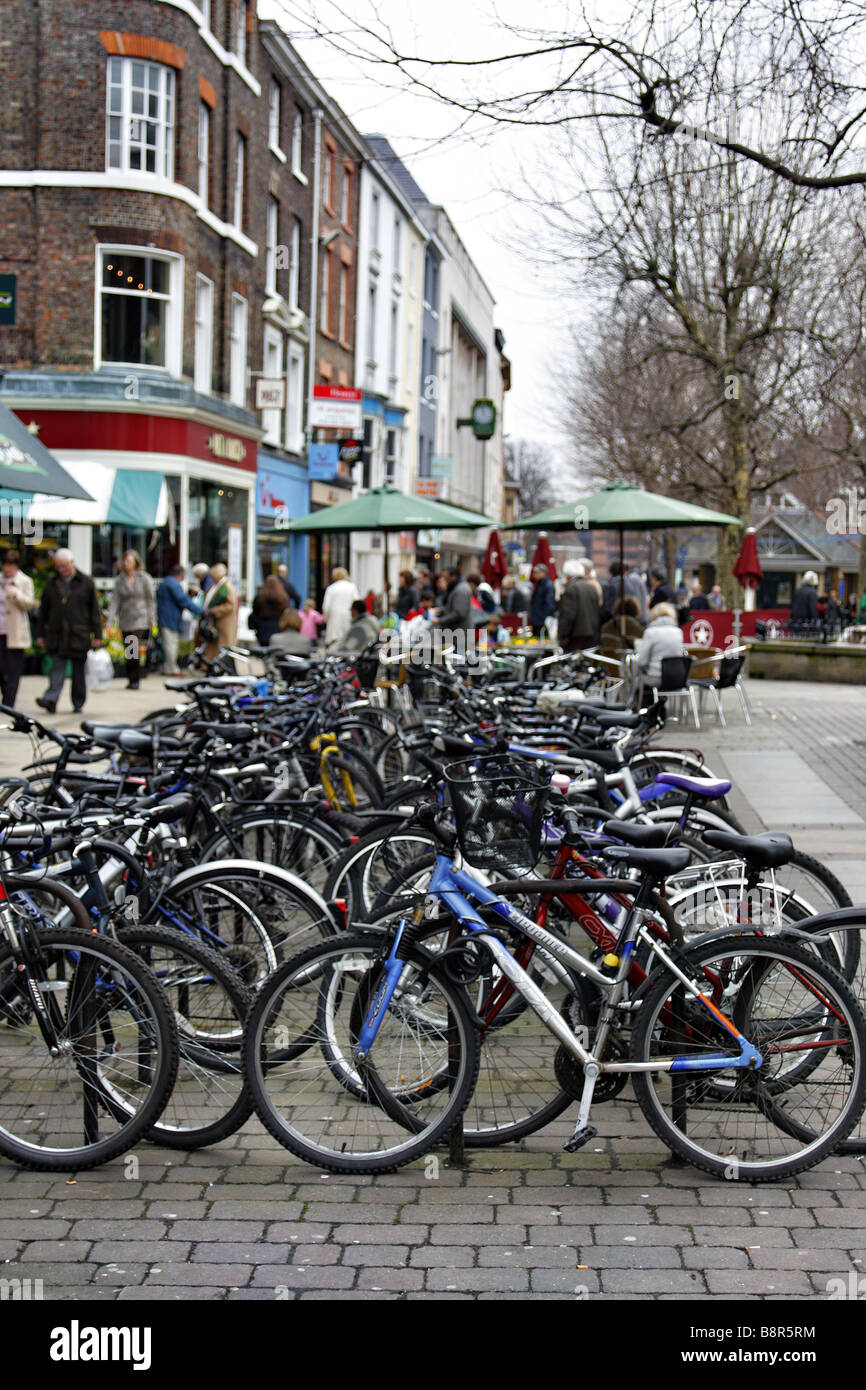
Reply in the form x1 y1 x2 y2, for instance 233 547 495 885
563 1060 600 1154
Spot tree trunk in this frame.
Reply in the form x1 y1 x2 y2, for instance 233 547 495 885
719 388 750 606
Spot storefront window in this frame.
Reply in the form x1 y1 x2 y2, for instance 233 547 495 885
187 478 248 592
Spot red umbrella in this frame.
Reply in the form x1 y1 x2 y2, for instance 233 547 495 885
733 527 763 588
531 533 557 581
481 529 508 588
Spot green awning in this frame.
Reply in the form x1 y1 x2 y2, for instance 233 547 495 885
107 470 166 526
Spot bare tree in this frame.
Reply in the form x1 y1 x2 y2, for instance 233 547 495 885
269 0 866 189
505 438 559 517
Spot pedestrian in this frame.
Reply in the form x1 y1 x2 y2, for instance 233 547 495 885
322 566 359 647
602 563 648 624
471 575 497 614
436 568 477 636
648 567 677 609
276 563 301 607
687 584 711 612
0 549 35 709
395 569 420 620
529 563 557 638
299 598 325 643
250 574 289 646
191 562 212 595
557 559 601 651
109 550 156 690
157 564 201 674
790 570 820 634
823 588 842 639
501 574 529 615
198 562 237 662
708 584 725 610
36 548 103 714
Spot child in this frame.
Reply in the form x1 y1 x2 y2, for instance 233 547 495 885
300 598 325 643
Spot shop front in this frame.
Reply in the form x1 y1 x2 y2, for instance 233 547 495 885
308 480 352 604
256 453 310 598
7 408 259 599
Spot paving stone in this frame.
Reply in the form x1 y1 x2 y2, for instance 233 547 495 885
705 1270 814 1295
410 1247 476 1267
250 1266 356 1289
341 1245 410 1266
190 1242 289 1263
426 1268 530 1292
356 1267 426 1291
332 1224 429 1245
601 1269 705 1294
143 1264 252 1286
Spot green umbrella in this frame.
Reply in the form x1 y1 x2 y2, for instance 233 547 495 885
513 481 740 634
0 402 93 501
279 485 495 603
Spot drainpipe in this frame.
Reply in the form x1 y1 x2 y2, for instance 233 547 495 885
306 108 323 445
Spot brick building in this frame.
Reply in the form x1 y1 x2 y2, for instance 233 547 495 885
0 0 340 599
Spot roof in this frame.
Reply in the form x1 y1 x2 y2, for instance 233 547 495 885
364 136 430 206
754 507 861 567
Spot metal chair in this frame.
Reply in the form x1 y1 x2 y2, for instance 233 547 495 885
650 654 700 728
691 649 751 727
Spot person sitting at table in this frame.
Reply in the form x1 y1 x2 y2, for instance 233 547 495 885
600 595 644 652
634 603 685 690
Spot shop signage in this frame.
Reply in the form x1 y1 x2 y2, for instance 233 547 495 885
416 529 440 549
258 469 288 516
227 523 243 591
338 439 363 466
309 443 340 481
310 386 363 431
0 275 16 326
311 481 343 506
207 432 247 463
255 378 286 410
430 455 453 478
416 478 440 499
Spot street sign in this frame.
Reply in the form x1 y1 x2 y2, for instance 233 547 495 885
417 528 440 549
416 478 440 499
310 385 362 431
255 378 286 410
431 455 453 478
308 442 340 480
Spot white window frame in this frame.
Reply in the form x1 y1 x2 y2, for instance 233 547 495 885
339 262 350 344
393 216 401 273
289 217 301 310
197 103 210 205
388 300 399 387
292 107 304 179
266 195 279 297
370 190 380 249
106 57 175 180
194 273 214 394
200 0 211 30
233 134 246 230
95 243 183 376
261 326 284 445
286 346 304 453
269 79 282 153
229 293 248 406
341 165 351 226
320 248 332 332
236 0 248 65
366 281 377 365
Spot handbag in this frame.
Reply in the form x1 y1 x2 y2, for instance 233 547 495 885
199 616 218 644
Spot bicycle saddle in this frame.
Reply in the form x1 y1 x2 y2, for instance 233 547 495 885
602 820 671 848
655 772 732 798
602 845 691 878
701 829 794 869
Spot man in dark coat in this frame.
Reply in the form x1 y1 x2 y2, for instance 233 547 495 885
790 571 820 633
529 564 557 637
649 568 677 608
36 548 103 713
276 564 301 607
558 560 601 651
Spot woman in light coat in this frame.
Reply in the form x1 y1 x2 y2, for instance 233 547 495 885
110 550 156 690
322 567 358 647
199 563 237 662
0 548 35 708
634 602 685 687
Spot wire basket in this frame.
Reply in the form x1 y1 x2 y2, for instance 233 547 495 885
443 756 552 871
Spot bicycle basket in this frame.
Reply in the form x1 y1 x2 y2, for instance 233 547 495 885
443 756 551 871
352 654 382 690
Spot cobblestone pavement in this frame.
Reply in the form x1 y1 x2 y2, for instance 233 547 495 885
0 674 864 1301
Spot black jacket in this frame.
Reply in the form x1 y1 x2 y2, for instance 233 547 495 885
790 584 819 626
38 570 102 656
558 579 600 650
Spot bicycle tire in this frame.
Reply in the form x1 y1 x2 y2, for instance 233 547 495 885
116 924 254 1149
630 933 866 1182
0 928 179 1170
243 930 480 1174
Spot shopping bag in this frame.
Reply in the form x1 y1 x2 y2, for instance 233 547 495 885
85 647 114 692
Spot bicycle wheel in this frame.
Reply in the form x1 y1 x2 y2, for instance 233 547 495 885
630 933 866 1182
117 924 253 1149
198 811 344 897
0 928 178 1170
243 931 480 1174
324 827 440 920
154 879 278 987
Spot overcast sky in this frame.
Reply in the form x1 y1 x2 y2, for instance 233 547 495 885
257 0 586 473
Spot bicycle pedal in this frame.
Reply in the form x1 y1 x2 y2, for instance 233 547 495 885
562 1125 599 1154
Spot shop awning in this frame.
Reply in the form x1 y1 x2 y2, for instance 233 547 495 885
23 465 168 527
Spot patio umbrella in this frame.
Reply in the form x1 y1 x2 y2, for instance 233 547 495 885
279 485 495 606
481 528 508 589
0 403 93 501
515 481 740 633
531 533 557 581
732 527 763 612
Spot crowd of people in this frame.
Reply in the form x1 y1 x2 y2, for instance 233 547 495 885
2 543 864 716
